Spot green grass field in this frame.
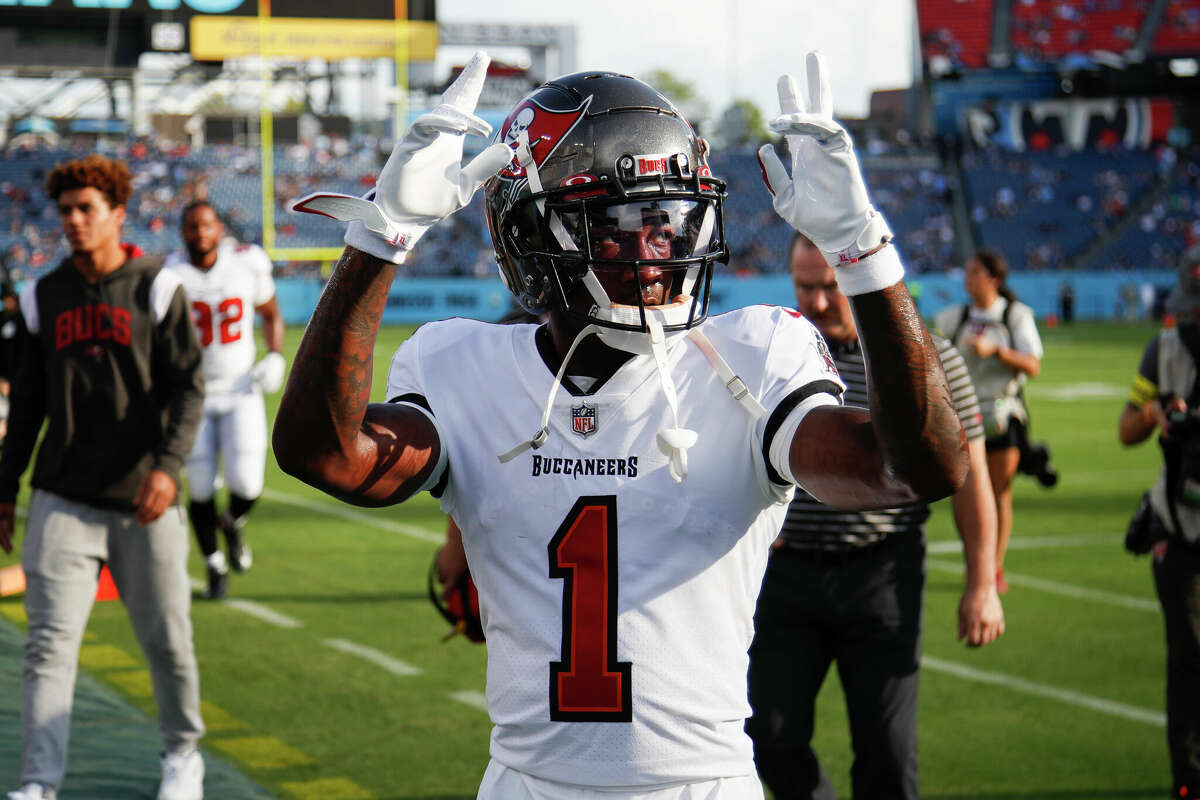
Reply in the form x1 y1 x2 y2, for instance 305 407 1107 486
0 320 1175 799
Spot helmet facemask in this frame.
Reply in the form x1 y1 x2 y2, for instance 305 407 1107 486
497 153 727 354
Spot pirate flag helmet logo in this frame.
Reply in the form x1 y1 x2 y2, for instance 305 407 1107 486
483 71 728 342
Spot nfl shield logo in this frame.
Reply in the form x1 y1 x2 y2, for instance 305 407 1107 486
571 403 597 438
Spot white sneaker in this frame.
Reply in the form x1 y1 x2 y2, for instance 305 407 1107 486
206 551 229 574
231 540 252 573
157 749 204 800
221 516 252 573
7 784 54 800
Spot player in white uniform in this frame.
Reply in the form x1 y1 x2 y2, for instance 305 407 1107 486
167 202 286 599
276 53 968 797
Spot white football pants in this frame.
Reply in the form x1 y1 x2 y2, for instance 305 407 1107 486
185 389 267 502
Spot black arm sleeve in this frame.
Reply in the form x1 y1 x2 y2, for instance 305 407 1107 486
0 327 46 502
153 284 205 485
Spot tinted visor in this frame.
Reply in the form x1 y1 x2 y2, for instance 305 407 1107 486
557 198 718 263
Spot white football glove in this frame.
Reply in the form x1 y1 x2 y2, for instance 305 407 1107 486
252 351 286 394
757 52 902 295
292 51 514 264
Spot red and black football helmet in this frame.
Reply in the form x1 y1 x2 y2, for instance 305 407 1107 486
484 71 728 341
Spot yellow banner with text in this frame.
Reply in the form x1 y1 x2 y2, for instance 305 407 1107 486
190 16 437 61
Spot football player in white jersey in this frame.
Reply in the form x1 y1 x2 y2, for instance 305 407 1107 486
276 53 968 798
168 202 286 599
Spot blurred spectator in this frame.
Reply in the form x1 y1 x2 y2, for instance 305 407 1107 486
1058 280 1076 323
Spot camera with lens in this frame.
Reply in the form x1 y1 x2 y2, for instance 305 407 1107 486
1125 490 1165 555
1165 405 1200 437
1159 395 1200 511
1018 438 1059 488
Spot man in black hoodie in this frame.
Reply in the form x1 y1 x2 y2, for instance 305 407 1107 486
0 155 206 800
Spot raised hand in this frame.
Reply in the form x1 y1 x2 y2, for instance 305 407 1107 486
293 51 514 264
757 52 896 294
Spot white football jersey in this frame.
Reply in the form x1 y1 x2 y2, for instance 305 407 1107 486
165 243 275 395
386 305 844 787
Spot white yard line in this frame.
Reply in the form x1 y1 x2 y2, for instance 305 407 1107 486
223 599 305 628
261 488 443 543
1032 382 1125 401
926 559 1159 612
449 690 488 711
322 638 421 676
191 580 307 628
191 576 424 678
922 655 1165 727
927 534 1115 554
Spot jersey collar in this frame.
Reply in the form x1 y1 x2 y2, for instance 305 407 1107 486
534 324 633 397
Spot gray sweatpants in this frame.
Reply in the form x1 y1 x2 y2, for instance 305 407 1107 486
19 489 205 790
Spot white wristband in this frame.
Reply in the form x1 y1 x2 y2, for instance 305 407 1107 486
344 220 413 265
830 243 905 296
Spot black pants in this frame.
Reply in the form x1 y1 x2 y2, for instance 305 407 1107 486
747 533 924 800
1153 538 1200 798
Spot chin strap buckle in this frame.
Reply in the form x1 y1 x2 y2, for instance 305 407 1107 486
688 330 767 419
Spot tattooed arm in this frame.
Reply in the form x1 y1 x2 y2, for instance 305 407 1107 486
276 54 513 507
791 278 968 510
272 248 441 507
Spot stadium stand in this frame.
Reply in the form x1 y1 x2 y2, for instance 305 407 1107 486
1011 0 1148 65
1080 155 1200 270
5 137 1199 278
1152 0 1200 54
865 159 959 274
918 0 996 69
0 137 378 280
960 146 1159 269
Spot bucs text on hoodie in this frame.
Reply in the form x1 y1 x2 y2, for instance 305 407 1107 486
0 255 204 510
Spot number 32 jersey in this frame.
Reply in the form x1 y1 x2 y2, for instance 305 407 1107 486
165 243 275 396
386 305 844 787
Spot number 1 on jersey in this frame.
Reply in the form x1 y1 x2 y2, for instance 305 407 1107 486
548 495 632 722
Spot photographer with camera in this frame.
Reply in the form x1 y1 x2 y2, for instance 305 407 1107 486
936 250 1046 594
1118 246 1200 800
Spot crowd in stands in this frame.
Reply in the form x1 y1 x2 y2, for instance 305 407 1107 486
962 145 1159 269
1151 0 1200 55
918 0 995 70
2 132 1198 282
1011 0 1148 66
1084 153 1200 270
917 0 1200 68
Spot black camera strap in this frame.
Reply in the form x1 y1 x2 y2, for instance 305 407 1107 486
1161 324 1200 535
954 300 1031 418
952 301 1014 347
